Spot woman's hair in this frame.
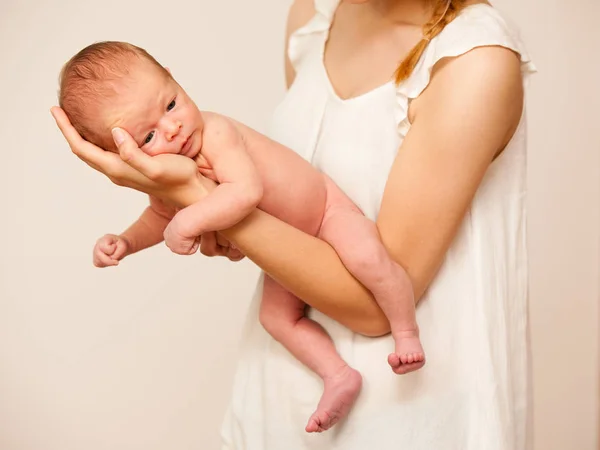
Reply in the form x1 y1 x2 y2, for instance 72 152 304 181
394 0 469 84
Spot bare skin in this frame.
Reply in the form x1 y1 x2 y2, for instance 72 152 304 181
52 0 521 335
78 55 422 431
51 0 524 433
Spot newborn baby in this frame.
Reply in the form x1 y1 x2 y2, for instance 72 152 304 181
59 41 425 433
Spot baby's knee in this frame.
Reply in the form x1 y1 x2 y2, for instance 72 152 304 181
259 305 283 338
348 240 393 278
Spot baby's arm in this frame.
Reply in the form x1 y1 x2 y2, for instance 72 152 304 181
164 117 263 255
120 195 177 254
93 195 176 267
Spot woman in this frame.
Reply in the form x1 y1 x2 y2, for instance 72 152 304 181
52 0 536 448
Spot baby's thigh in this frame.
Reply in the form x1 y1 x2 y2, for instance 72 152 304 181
262 173 328 237
319 178 385 264
321 176 362 215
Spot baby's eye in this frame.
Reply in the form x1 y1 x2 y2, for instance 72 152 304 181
167 99 176 111
144 131 155 145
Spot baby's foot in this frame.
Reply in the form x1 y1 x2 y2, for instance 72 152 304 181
305 366 362 433
387 329 425 375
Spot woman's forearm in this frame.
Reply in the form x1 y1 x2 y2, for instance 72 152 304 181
52 110 389 335
222 210 390 336
48 107 385 327
174 178 390 335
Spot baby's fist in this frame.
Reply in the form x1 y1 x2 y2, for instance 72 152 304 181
93 234 130 267
164 220 199 255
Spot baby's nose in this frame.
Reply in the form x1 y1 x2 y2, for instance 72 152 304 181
165 121 182 141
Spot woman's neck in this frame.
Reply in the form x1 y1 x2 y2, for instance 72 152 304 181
361 0 434 27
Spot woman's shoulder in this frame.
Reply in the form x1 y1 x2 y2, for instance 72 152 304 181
433 3 533 64
444 4 523 41
285 0 317 86
285 0 340 79
285 0 338 40
398 3 536 100
286 0 317 38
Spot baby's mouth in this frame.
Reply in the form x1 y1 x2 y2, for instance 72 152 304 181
181 133 194 155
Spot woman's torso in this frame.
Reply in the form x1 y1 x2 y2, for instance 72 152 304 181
221 2 536 449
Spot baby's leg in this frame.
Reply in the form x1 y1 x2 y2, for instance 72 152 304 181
318 179 425 375
260 275 362 432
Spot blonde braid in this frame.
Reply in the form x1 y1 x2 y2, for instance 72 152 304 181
394 0 469 84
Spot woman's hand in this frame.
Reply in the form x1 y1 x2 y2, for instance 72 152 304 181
51 107 384 334
50 106 208 209
201 231 246 261
51 106 246 263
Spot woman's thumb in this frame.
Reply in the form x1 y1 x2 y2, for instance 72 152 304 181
111 127 138 162
112 127 127 146
111 127 156 176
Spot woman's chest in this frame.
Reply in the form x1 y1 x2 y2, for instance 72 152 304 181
267 71 402 220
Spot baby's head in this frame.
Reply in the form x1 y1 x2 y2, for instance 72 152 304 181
59 41 204 158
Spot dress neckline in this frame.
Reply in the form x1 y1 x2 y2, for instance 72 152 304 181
318 2 494 103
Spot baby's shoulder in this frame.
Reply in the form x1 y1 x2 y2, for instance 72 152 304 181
201 112 242 149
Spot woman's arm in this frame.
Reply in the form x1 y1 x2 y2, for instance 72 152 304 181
52 110 386 334
378 47 524 301
51 46 523 336
51 111 386 333
230 46 524 331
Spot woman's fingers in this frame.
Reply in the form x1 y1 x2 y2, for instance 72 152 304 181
200 231 220 257
52 106 209 205
51 107 151 187
226 247 246 262
50 106 83 148
113 127 165 182
215 233 230 248
51 107 109 166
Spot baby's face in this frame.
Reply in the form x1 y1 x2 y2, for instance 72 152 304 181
105 62 204 158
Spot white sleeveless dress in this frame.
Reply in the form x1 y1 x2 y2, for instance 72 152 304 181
221 2 536 449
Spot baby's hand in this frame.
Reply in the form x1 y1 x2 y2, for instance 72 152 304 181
163 219 200 255
93 234 130 267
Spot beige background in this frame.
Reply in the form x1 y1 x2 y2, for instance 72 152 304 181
0 0 598 449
